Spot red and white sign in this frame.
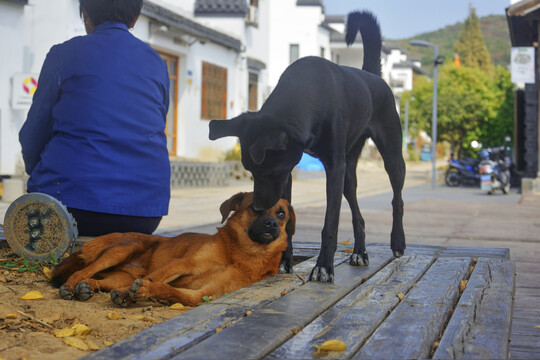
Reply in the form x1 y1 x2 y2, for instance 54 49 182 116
12 73 39 110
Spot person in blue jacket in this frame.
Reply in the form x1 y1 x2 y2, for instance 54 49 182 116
19 0 171 236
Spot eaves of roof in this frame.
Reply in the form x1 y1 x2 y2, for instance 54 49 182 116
329 31 362 44
194 0 248 16
247 57 266 70
506 0 540 46
142 1 243 52
297 0 324 7
6 0 28 5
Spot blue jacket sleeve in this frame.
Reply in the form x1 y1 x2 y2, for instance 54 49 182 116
19 46 61 175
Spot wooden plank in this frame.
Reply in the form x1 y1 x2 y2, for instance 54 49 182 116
166 251 394 360
433 258 515 359
351 257 472 360
510 346 540 359
439 246 510 259
265 255 435 359
82 252 353 360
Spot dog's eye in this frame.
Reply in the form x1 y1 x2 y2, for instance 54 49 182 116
277 210 286 221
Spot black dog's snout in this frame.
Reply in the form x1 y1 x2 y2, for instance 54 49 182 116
264 218 278 230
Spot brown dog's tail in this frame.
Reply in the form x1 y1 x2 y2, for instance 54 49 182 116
345 11 382 77
51 251 85 288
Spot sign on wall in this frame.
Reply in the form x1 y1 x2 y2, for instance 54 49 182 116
11 73 38 110
511 47 535 84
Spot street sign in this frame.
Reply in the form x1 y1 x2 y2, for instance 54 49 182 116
511 47 535 84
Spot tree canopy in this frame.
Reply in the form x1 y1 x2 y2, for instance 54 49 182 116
402 7 514 158
454 6 493 72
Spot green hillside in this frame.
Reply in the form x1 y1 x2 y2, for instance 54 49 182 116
390 15 510 70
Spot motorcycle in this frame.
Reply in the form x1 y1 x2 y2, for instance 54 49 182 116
445 152 487 187
479 146 512 195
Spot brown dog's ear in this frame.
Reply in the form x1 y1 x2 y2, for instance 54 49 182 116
286 204 296 236
249 131 289 165
209 116 244 140
219 192 246 223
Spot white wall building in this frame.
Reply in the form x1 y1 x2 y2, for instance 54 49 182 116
0 0 424 180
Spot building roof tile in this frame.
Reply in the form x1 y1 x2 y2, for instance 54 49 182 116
194 0 249 16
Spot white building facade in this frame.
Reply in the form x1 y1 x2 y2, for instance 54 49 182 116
0 0 422 179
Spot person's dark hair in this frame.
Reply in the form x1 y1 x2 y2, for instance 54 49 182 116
79 0 143 28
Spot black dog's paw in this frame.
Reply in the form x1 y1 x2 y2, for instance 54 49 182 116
393 249 404 258
59 284 75 300
309 266 334 283
278 259 293 274
350 252 369 266
75 282 94 300
111 289 132 307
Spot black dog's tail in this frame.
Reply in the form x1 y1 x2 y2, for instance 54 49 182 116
345 11 382 77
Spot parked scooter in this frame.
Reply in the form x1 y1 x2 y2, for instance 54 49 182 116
445 151 487 187
479 146 512 195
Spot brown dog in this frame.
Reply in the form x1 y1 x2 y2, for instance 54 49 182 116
51 192 295 307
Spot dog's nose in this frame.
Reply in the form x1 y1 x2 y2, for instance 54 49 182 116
265 218 278 230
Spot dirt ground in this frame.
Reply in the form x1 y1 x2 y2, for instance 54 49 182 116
0 247 194 360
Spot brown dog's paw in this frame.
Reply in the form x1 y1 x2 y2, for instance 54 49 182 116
111 289 133 307
59 284 75 300
129 278 151 301
75 282 94 300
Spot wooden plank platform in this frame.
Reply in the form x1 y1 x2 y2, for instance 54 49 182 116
82 242 515 360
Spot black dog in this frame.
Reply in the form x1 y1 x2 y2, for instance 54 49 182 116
209 11 405 282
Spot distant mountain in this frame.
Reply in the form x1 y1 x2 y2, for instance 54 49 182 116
390 15 510 70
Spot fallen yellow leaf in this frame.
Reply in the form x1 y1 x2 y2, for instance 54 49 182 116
103 340 114 346
6 313 18 319
87 339 100 351
132 315 145 320
42 267 54 280
397 293 405 301
72 323 91 337
107 310 119 320
338 240 351 245
169 303 185 310
313 339 346 353
55 328 76 338
20 291 45 300
342 249 353 253
63 336 89 351
534 325 540 329
460 280 468 292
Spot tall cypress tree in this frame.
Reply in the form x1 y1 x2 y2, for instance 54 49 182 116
454 6 492 72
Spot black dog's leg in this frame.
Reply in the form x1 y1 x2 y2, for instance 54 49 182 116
372 124 406 257
343 145 369 266
309 163 345 282
279 174 294 273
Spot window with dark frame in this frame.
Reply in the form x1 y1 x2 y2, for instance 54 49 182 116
248 73 258 111
290 44 299 64
157 51 179 156
201 62 228 120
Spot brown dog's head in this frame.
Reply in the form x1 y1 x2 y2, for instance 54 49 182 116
219 192 295 248
209 114 304 212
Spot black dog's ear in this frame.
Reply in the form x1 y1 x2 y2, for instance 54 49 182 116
249 131 289 165
219 192 246 223
209 116 244 140
286 204 296 236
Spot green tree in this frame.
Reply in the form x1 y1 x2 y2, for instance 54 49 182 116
454 6 493 72
402 64 513 157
